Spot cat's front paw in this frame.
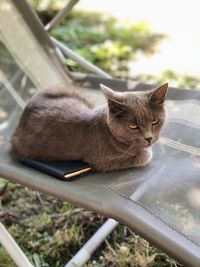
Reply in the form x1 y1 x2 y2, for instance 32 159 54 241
145 147 153 164
133 148 153 168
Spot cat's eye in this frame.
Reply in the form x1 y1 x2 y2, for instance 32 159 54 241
152 119 159 125
128 124 139 130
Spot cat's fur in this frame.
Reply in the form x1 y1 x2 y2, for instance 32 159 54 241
11 83 168 172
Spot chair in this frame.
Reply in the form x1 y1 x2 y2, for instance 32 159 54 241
1 1 200 266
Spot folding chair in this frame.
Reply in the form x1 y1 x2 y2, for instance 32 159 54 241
1 1 200 266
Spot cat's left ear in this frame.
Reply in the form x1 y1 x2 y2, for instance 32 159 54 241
149 83 168 105
100 84 117 100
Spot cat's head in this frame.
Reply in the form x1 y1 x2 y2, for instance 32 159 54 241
100 83 168 147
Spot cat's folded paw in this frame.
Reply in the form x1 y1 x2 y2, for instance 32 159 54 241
132 148 153 168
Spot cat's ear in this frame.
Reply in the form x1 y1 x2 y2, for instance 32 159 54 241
100 84 126 115
100 84 119 100
149 83 168 105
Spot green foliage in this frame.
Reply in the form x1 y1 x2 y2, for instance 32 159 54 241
29 0 166 78
0 179 7 194
28 0 67 11
51 10 165 78
28 0 200 88
0 247 17 267
0 178 179 267
137 70 200 89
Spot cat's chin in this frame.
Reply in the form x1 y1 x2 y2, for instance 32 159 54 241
144 143 154 149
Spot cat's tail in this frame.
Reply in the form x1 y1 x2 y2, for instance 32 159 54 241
38 84 94 109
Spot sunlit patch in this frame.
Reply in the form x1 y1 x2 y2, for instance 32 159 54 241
0 3 11 11
187 187 200 210
0 71 6 83
28 87 37 96
0 108 7 119
0 135 5 145
190 155 200 170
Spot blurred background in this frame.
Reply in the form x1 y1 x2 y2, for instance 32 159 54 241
30 0 200 88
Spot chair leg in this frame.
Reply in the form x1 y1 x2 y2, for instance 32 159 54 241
65 218 119 267
0 222 34 267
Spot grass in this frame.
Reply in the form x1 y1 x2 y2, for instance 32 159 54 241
0 247 17 267
0 178 182 267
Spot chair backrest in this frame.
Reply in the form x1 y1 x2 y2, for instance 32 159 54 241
0 0 70 137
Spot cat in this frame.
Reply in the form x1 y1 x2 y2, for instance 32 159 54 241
11 83 168 172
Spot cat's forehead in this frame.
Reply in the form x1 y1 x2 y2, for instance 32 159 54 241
123 92 156 121
124 91 149 107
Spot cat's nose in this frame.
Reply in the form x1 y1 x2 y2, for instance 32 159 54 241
145 137 152 144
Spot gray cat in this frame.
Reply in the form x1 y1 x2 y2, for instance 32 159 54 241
11 83 168 172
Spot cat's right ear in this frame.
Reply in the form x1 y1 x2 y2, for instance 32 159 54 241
100 84 126 115
149 83 168 105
